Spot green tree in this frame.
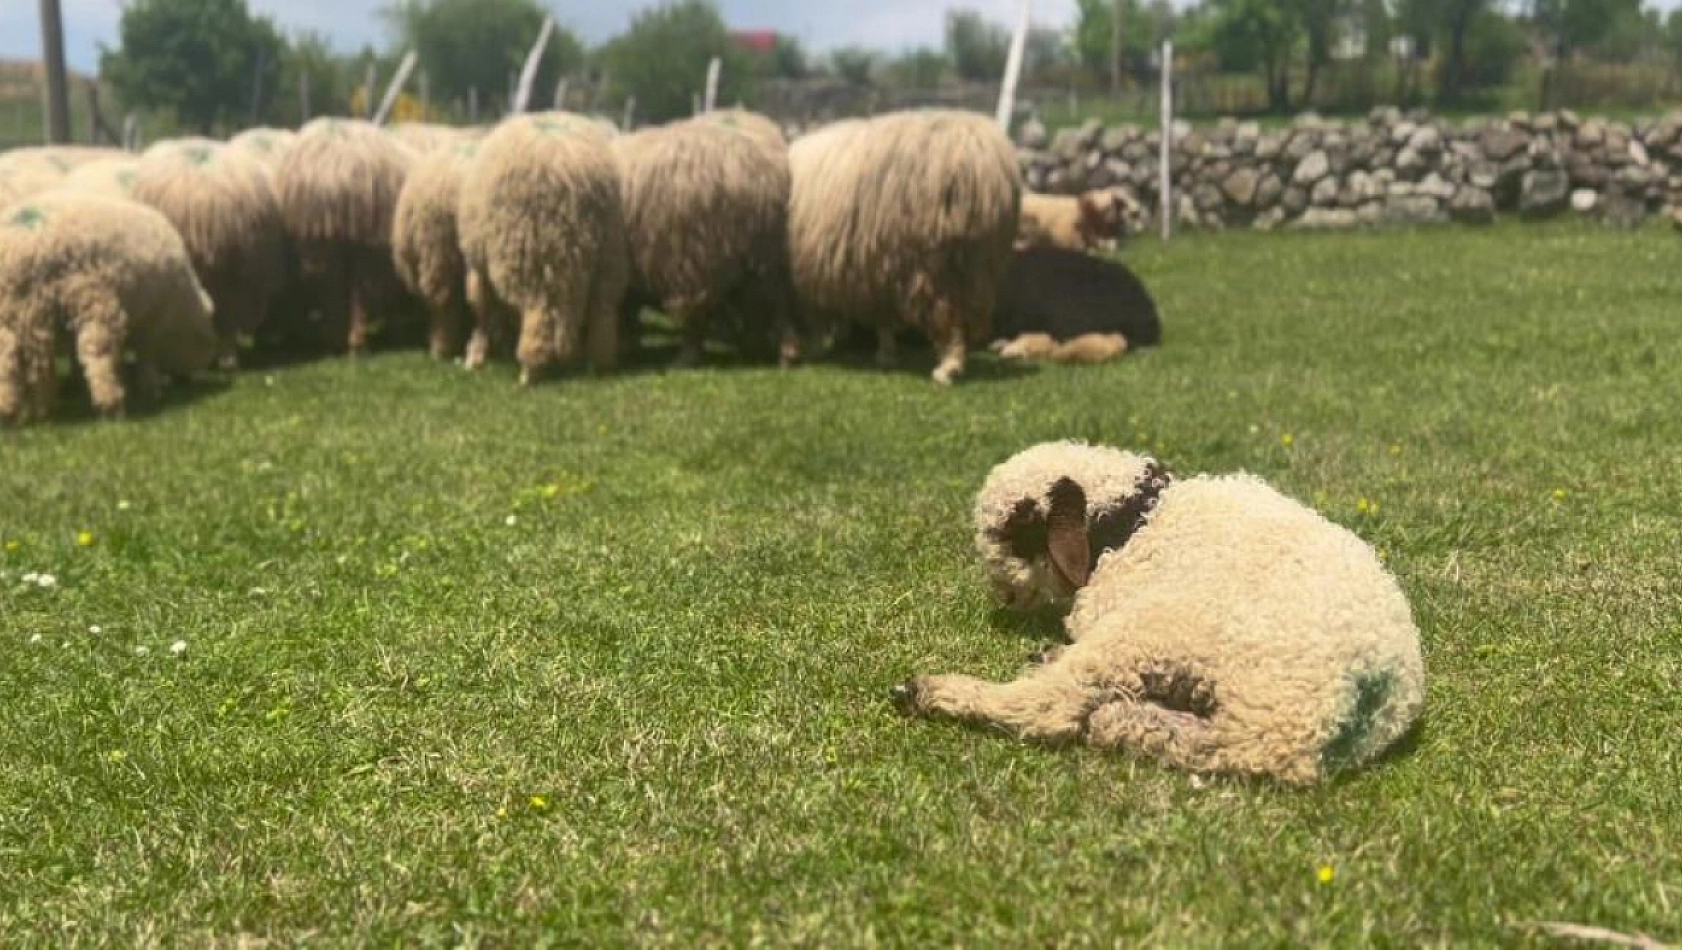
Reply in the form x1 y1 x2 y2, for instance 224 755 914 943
884 48 951 89
1666 9 1682 67
600 1 749 122
945 9 1010 81
1299 0 1339 104
278 31 354 123
99 0 286 133
1436 0 1492 105
1531 0 1646 57
385 0 583 113
1072 0 1180 88
754 35 810 80
828 46 878 86
1209 0 1304 112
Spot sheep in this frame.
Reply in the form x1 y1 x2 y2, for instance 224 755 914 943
0 191 217 423
391 141 476 359
227 127 297 175
1 146 125 174
0 161 64 209
987 247 1162 365
58 156 140 199
457 112 627 383
614 116 796 367
387 122 463 156
787 110 1021 385
695 108 786 162
893 441 1426 786
273 118 414 354
130 137 288 369
1016 188 1142 253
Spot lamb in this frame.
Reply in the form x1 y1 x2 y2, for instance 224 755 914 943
988 247 1162 365
130 138 288 369
1016 188 1142 253
0 191 217 423
387 122 464 156
0 161 63 209
787 110 1021 385
457 112 628 383
391 142 476 359
894 441 1426 785
273 118 414 354
615 116 796 366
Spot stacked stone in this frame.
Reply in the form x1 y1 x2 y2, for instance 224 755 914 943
1015 107 1682 232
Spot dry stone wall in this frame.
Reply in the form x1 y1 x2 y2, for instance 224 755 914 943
1017 107 1682 231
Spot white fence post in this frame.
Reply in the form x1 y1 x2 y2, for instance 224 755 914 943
704 57 722 113
512 17 556 115
373 51 418 126
1159 40 1173 242
995 0 1032 130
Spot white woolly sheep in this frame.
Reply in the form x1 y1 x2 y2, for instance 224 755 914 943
1 146 125 175
0 161 64 209
894 441 1426 785
131 137 288 369
615 116 797 366
273 118 414 353
387 122 464 156
787 110 1021 385
392 141 476 359
59 156 140 199
457 112 627 383
227 127 297 175
0 191 217 423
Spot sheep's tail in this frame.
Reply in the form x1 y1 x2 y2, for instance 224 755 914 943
0 324 19 420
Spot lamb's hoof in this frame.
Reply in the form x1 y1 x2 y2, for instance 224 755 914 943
930 367 957 386
890 680 922 715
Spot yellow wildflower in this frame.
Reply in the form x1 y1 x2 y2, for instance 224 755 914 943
76 530 95 547
529 795 549 811
1280 433 1295 448
1317 864 1335 885
1551 488 1567 502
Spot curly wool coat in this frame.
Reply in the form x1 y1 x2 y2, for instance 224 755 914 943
898 441 1426 785
0 191 216 422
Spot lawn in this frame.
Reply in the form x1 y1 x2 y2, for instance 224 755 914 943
2 223 1680 946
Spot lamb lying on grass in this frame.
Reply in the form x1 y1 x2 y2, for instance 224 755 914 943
0 192 217 423
894 441 1425 785
989 248 1162 365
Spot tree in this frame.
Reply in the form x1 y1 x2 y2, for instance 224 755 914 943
1531 0 1646 57
1436 0 1491 105
1209 0 1304 112
385 0 583 113
279 31 354 123
1072 0 1179 88
600 1 749 122
884 47 950 89
1299 0 1340 104
100 0 286 133
753 35 810 80
1666 9 1682 67
945 9 1010 81
828 46 878 87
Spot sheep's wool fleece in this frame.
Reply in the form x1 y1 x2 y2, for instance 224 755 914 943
275 118 413 247
970 441 1426 784
458 113 625 312
0 191 215 373
392 143 476 308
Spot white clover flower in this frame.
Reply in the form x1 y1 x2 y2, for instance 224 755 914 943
117 500 132 511
135 645 149 656
28 633 43 644
504 515 518 527
169 640 188 656
36 574 57 589
22 572 39 584
89 625 102 634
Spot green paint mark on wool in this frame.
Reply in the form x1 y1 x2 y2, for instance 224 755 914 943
1321 671 1394 773
7 206 45 230
116 171 135 189
533 118 575 137
187 146 213 166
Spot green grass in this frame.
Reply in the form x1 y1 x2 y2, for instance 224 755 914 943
3 223 1681 945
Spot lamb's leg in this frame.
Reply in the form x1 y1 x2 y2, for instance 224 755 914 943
346 266 371 357
0 326 26 424
73 317 126 419
464 269 491 370
893 670 1090 744
515 307 551 386
427 302 455 360
1084 700 1221 774
923 296 969 386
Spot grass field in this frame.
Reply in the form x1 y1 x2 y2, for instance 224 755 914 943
3 223 1680 946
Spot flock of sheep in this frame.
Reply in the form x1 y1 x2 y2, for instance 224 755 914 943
0 107 1070 423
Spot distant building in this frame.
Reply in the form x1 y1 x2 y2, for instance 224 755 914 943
731 30 779 55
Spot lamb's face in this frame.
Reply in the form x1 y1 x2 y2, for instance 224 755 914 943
974 443 1167 609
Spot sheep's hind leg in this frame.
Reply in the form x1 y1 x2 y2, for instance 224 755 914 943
463 268 492 370
1084 700 1220 774
928 300 968 386
893 671 1090 744
73 315 126 419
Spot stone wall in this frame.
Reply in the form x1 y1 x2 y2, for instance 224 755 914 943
1017 107 1682 231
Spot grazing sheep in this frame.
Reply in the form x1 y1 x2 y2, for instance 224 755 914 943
392 142 476 359
457 113 627 383
0 162 63 209
1016 189 1141 252
988 247 1162 365
787 110 1021 385
1 146 125 174
59 156 140 199
615 117 796 366
273 118 414 354
894 441 1426 785
0 191 217 423
227 127 297 175
131 138 288 369
387 122 462 156
696 108 786 162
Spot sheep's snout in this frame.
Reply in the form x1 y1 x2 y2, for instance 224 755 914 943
890 680 924 715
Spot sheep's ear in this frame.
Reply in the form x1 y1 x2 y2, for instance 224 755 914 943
1045 477 1091 590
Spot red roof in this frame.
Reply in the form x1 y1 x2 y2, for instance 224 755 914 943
731 30 779 54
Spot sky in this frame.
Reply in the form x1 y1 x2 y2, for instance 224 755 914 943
1 0 1084 74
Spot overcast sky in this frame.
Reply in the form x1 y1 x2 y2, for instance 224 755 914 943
1 0 1084 73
